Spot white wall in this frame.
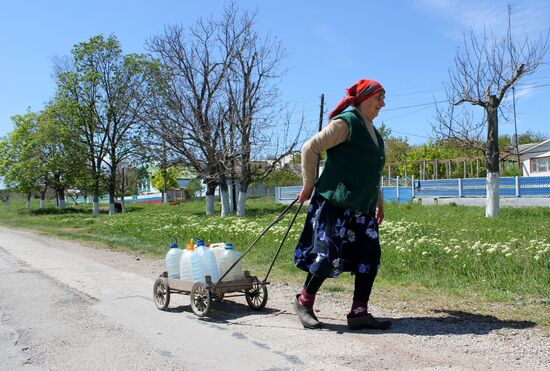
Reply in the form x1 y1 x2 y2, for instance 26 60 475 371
522 145 550 176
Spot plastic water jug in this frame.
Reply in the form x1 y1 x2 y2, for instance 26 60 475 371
209 242 226 269
191 240 220 283
165 240 183 279
179 240 195 281
218 243 243 282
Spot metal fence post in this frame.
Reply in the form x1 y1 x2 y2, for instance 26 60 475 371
396 176 400 199
458 178 463 197
411 176 415 199
515 176 520 197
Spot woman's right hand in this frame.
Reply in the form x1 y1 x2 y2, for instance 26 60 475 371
297 185 314 203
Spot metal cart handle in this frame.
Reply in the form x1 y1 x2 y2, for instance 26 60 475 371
213 198 302 288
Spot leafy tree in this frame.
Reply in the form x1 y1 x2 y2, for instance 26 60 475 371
151 166 179 200
38 102 89 209
0 189 9 205
55 35 148 215
185 178 203 198
262 167 301 188
378 123 412 173
0 112 47 208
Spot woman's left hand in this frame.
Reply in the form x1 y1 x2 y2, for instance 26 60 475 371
375 207 384 225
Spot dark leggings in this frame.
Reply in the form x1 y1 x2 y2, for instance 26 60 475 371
303 268 378 302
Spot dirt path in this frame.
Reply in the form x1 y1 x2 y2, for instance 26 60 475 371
1 226 548 370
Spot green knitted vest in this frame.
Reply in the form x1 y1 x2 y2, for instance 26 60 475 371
315 108 385 213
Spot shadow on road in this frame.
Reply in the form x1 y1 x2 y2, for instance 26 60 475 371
163 298 282 321
158 298 537 336
319 309 537 336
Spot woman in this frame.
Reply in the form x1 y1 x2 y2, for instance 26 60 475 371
293 78 391 330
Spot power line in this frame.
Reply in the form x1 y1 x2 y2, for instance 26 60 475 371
514 82 550 90
382 105 433 122
383 100 446 112
390 130 432 139
291 79 550 124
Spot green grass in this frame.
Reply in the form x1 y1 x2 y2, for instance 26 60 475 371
1 197 549 327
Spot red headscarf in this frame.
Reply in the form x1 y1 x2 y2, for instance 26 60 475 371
328 79 384 119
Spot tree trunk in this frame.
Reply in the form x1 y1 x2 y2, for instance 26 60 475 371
109 195 116 215
26 193 31 209
485 102 500 218
163 167 168 204
486 172 500 217
219 180 230 217
92 194 100 216
120 168 126 213
231 181 237 213
120 196 126 213
39 189 46 209
92 161 101 216
58 187 66 210
220 190 230 217
205 182 217 216
237 191 247 217
237 155 251 217
206 195 215 215
109 176 116 215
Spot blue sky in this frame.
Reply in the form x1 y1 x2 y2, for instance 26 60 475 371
1 0 549 149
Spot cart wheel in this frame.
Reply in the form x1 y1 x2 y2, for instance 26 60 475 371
153 277 170 310
212 292 225 302
245 278 268 310
190 282 211 317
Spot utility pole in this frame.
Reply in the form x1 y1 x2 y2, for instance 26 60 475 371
315 94 325 180
162 120 168 204
512 86 521 173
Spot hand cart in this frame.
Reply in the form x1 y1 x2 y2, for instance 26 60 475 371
153 199 301 317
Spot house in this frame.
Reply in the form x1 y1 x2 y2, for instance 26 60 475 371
510 139 550 176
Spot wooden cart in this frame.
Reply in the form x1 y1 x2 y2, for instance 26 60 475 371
153 199 301 318
153 271 268 317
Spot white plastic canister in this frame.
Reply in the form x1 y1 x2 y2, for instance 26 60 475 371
209 242 226 271
165 241 183 279
218 243 243 282
179 243 195 281
192 240 220 283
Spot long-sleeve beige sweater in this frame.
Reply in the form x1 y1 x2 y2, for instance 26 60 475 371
301 109 379 188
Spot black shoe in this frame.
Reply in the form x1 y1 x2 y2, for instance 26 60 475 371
347 313 391 330
293 294 321 329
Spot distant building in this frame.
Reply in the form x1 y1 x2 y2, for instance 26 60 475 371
509 139 550 176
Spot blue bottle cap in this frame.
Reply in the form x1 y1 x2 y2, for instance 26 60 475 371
225 243 234 250
196 239 205 247
170 242 179 249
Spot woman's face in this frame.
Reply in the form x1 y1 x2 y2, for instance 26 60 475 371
359 91 385 120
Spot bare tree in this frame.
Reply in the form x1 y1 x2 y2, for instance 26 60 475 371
146 18 239 215
146 4 302 217
223 5 301 216
103 52 150 215
434 6 548 217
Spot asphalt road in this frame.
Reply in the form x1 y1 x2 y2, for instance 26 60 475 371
1 226 548 371
0 227 296 370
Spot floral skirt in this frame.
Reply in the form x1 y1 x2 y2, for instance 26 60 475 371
294 192 381 279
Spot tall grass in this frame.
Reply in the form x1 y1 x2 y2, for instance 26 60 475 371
1 198 548 304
